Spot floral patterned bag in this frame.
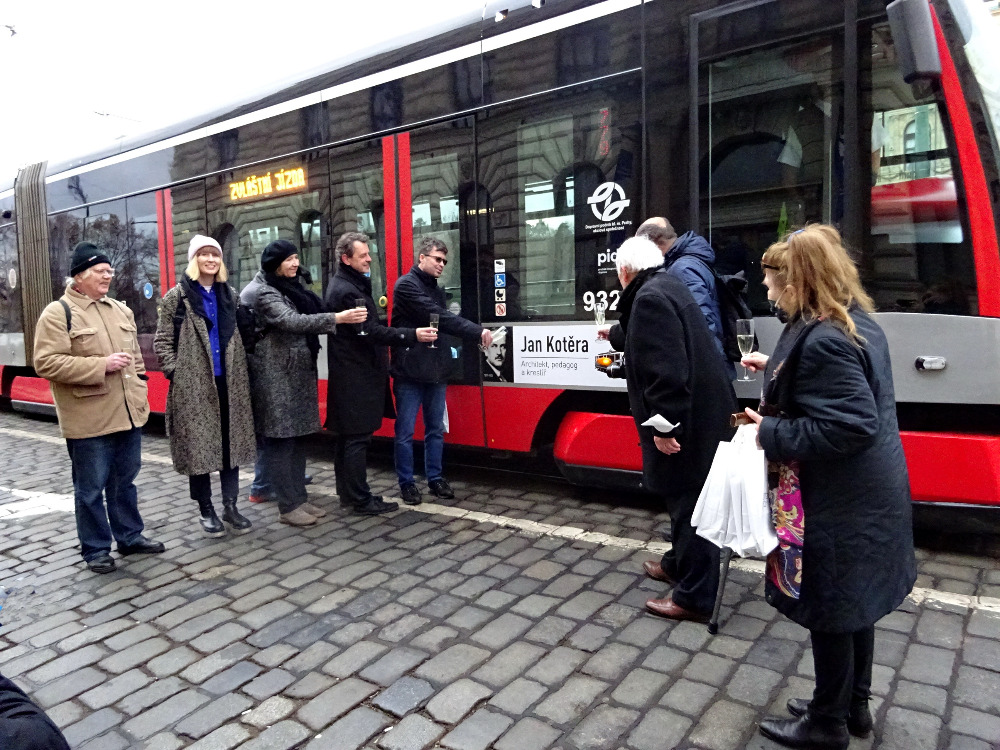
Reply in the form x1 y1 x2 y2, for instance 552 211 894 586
766 459 803 598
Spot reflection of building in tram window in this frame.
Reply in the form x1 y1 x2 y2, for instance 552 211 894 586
482 330 513 382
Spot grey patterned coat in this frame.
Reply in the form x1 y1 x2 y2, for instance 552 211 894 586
154 280 256 475
240 271 339 439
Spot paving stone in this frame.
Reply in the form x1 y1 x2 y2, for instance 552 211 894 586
185 722 252 749
472 641 546 687
568 623 613 652
297 677 380 731
966 610 1000 639
200 661 263 695
174 693 253 739
78 729 129 750
25 644 106 684
557 591 614 620
415 644 491 684
489 677 548 714
179 643 255 684
744 637 801 672
359 647 429 686
323 642 389 678
581 642 641 680
642 645 690 675
426 678 493 723
122 689 212 740
237 720 311 750
533 675 608 724
567 704 639 749
724 663 783 706
950 707 1000 745
141 731 185 750
946 736 995 750
411 625 459 651
880 706 943 750
915 609 965 648
62 707 123 747
441 708 514 750
304 706 392 750
147 646 201 678
687 699 756 750
901 643 957 686
378 713 445 750
610 668 670 708
525 616 576 646
954 665 1000 714
626 707 693 750
470 612 532 649
660 678 720 717
118 677 185 716
243 668 296 700
241 695 296 728
189 623 251 653
33 666 106 707
373 676 435 717
962 636 1000 672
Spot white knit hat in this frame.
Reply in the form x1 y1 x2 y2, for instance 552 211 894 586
188 234 222 261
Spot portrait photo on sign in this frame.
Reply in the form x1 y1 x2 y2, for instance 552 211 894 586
482 326 513 383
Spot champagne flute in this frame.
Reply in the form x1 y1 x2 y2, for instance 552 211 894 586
428 313 439 348
354 298 368 336
736 318 755 381
121 337 134 379
594 301 607 342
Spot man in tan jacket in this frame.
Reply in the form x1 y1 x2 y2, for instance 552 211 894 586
33 242 165 573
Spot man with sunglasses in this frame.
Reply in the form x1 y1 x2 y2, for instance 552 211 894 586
389 237 492 506
33 241 165 574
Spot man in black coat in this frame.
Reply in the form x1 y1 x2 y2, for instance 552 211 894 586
325 232 437 515
0 673 70 749
615 236 738 621
390 237 492 506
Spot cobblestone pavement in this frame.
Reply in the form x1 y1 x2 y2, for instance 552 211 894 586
1 410 999 750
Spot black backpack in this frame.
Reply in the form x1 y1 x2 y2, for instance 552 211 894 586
713 270 757 363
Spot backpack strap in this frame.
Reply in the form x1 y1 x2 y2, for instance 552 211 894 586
173 291 188 351
58 299 72 333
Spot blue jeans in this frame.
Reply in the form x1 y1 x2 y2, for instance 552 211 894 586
250 435 271 498
65 428 145 562
393 380 447 487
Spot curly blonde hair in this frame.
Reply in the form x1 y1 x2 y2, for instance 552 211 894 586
761 224 874 341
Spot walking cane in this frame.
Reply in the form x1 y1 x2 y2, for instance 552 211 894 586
708 547 733 634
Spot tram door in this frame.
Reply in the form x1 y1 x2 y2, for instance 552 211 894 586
329 122 486 448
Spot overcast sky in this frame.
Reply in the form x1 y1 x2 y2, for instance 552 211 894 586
0 1 486 182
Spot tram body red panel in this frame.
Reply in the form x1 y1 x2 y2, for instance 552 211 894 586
901 432 1000 506
483 387 562 452
10 376 54 405
145 372 169 414
554 412 642 472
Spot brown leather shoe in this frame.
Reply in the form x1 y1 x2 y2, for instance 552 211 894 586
642 560 677 585
645 597 709 623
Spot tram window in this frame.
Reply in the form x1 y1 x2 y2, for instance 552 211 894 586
299 211 324 296
48 209 86 298
698 38 839 315
0 221 21 334
410 152 466 314
479 86 641 322
864 24 975 314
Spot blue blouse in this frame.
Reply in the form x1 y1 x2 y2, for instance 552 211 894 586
197 284 223 376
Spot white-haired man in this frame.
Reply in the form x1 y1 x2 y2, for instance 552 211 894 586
614 236 737 621
34 241 165 574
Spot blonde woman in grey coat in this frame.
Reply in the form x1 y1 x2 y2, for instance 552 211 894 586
154 235 256 537
242 239 367 527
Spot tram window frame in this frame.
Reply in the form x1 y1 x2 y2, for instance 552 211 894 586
0 220 21 334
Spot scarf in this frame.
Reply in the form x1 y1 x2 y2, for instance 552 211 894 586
264 271 325 359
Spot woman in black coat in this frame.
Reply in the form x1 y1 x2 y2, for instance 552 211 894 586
743 225 916 750
324 232 436 515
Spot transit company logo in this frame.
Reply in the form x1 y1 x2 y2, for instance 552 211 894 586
585 182 632 237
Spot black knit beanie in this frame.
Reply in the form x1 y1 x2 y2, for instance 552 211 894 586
70 242 112 276
261 240 298 273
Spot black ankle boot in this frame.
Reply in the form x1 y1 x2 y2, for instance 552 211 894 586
759 714 849 750
197 498 226 538
221 497 252 533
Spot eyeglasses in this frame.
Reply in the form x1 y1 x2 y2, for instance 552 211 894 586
424 254 448 266
95 268 116 278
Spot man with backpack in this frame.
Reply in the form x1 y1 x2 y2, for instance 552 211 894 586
601 217 740 381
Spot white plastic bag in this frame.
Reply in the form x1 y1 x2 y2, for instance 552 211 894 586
692 424 777 558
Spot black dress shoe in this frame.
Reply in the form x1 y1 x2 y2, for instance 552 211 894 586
118 537 166 556
428 478 454 499
759 715 849 750
354 496 400 515
86 554 116 574
400 484 422 506
787 698 872 738
304 474 313 485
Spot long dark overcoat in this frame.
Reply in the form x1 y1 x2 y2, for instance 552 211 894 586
241 271 340 439
154 279 255 475
324 264 416 435
758 310 917 633
623 268 737 496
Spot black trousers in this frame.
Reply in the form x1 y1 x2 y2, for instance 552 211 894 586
659 487 720 613
335 433 373 505
809 626 875 721
261 436 307 514
188 375 240 503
